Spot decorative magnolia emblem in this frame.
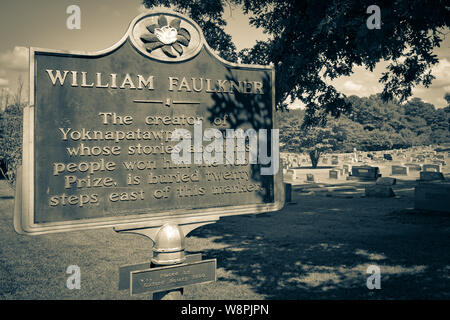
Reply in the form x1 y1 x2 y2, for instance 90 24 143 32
140 15 191 58
155 26 178 45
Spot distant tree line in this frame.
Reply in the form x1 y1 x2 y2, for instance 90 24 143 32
279 94 450 163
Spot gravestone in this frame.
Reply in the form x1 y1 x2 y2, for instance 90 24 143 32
423 164 441 172
349 166 380 181
405 163 422 172
419 171 445 181
415 182 450 213
329 169 340 179
331 155 339 165
376 177 396 186
432 160 446 166
391 165 409 176
342 164 352 175
284 169 297 181
365 184 395 198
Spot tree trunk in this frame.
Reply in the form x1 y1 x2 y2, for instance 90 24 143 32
309 150 320 168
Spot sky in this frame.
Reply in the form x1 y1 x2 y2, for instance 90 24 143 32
0 0 449 109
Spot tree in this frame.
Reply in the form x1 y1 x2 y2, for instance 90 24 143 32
445 92 450 107
0 103 23 186
143 0 450 126
282 121 343 168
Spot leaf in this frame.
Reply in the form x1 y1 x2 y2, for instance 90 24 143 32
140 34 159 43
176 35 189 47
178 28 191 41
170 18 181 30
145 41 164 52
158 15 168 27
161 45 176 58
172 43 183 55
146 24 159 33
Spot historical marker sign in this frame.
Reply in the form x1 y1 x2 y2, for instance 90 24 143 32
15 10 284 235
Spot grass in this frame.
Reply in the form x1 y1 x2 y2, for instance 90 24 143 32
0 175 449 300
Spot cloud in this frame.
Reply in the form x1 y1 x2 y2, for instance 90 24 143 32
0 78 9 87
0 46 28 71
431 58 450 79
343 80 363 91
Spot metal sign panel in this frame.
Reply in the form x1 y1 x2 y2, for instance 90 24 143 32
15 9 284 235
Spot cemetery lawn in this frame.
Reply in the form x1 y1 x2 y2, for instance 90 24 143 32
0 177 449 300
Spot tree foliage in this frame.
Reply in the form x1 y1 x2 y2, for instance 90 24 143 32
280 116 344 167
143 0 450 126
445 92 450 106
278 95 450 154
0 103 23 186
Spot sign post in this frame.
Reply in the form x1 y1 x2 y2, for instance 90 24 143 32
15 9 284 298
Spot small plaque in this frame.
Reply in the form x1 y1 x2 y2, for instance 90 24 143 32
118 253 202 290
130 258 216 295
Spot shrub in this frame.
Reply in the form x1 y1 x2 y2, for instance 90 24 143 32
0 104 23 187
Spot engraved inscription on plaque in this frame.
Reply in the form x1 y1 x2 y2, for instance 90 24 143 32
130 259 216 295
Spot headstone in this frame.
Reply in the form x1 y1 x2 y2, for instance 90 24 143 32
432 160 446 166
423 164 441 172
342 164 352 174
391 165 409 176
365 185 395 198
331 155 339 165
349 166 380 181
376 177 396 186
329 169 340 179
284 169 297 181
419 171 445 181
415 182 450 213
405 163 422 171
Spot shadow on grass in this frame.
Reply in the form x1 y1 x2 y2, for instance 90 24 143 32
189 205 450 299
